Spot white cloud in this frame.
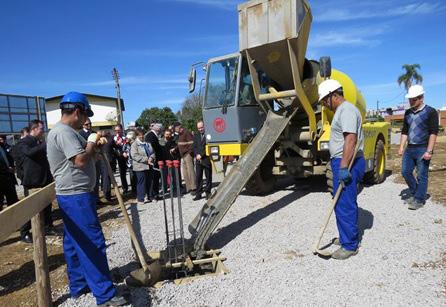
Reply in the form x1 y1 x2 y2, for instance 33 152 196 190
80 75 187 87
309 26 387 48
316 2 443 22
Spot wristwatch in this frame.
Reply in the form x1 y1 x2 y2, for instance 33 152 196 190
426 150 434 155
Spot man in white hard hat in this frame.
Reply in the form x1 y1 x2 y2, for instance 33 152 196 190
318 79 365 260
398 84 439 210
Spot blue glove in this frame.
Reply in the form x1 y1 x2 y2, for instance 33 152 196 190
339 167 352 185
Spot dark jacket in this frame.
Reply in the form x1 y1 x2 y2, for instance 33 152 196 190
193 133 210 166
79 128 93 140
21 135 53 188
145 131 163 161
11 141 25 181
0 144 16 183
163 139 180 161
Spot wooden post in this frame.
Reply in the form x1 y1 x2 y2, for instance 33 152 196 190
31 211 52 307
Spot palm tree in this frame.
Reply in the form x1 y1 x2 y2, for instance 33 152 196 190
397 64 423 90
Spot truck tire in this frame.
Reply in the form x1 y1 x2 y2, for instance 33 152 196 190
364 139 386 184
326 161 333 193
245 151 276 195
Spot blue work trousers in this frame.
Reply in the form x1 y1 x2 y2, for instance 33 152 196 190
401 147 430 203
57 192 116 305
331 157 365 251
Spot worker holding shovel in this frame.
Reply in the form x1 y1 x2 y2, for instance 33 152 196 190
47 92 128 306
318 80 366 260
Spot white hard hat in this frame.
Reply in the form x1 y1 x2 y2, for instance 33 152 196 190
405 84 425 99
318 79 342 102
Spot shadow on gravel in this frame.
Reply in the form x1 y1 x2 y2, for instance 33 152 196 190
208 176 328 249
0 253 65 297
358 207 374 243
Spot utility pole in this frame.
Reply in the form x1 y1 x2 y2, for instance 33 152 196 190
111 68 124 126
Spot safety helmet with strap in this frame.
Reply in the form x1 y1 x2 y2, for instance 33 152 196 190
318 79 343 102
60 92 94 117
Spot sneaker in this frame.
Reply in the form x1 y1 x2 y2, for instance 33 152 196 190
403 196 414 205
331 247 358 260
97 294 128 306
408 199 424 210
193 194 202 201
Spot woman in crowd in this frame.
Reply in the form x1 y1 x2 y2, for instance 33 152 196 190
131 127 155 205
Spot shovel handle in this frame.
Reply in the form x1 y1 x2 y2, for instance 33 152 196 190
313 147 359 254
101 153 150 272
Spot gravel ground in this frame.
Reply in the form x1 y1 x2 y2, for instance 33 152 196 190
56 175 446 306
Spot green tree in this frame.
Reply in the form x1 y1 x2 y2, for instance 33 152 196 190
397 64 423 90
136 107 178 129
177 94 203 132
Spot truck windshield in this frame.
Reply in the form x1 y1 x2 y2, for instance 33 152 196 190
238 59 257 106
204 57 239 109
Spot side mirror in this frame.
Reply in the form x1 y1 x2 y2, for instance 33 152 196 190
188 68 197 93
319 56 332 79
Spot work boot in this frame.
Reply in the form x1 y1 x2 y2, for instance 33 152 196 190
97 294 128 307
331 247 358 260
408 199 424 210
193 193 202 201
332 238 341 246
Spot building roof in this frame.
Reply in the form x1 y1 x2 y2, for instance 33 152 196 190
46 93 125 111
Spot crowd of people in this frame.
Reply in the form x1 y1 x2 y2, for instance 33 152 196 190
0 100 213 244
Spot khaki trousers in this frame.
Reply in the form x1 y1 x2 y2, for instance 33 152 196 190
182 154 196 191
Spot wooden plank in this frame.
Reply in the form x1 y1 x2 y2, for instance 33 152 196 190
0 182 56 243
31 212 52 307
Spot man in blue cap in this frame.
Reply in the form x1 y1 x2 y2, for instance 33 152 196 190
46 92 127 306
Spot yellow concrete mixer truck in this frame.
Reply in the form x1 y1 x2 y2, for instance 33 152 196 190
188 0 390 196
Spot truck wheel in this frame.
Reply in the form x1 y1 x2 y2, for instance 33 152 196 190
245 152 276 195
326 162 333 193
365 139 386 184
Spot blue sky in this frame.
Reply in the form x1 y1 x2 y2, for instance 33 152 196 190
1 0 445 125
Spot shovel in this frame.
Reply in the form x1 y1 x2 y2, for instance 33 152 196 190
313 148 358 257
101 152 161 286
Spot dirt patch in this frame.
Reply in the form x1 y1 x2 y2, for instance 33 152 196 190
411 252 446 296
0 193 131 307
387 135 446 205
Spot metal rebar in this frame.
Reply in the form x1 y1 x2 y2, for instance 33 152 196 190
167 161 178 262
174 160 186 257
157 161 171 261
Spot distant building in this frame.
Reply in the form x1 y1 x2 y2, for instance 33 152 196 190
46 93 125 130
0 93 47 143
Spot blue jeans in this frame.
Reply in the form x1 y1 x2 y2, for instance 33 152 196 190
57 192 116 305
401 147 430 203
331 156 365 251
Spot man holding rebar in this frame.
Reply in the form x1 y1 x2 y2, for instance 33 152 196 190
47 92 127 306
193 120 212 200
318 80 365 260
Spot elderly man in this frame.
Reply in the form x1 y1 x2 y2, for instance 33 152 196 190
47 92 127 306
145 123 163 199
193 120 212 200
399 85 439 210
318 79 365 260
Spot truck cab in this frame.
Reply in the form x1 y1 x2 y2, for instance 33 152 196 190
202 53 265 159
